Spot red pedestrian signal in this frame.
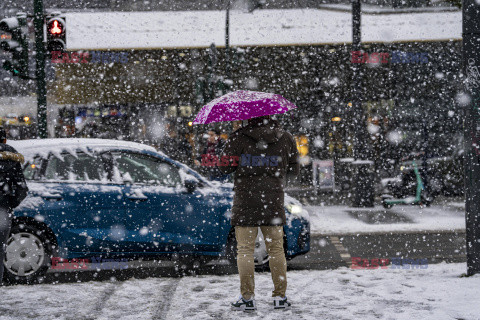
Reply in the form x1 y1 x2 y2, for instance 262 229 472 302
47 19 64 36
46 16 66 52
49 20 63 35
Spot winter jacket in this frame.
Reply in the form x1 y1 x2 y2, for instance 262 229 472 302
219 120 299 226
0 144 27 210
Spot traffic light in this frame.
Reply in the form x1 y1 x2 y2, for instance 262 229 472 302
46 15 66 52
0 13 29 78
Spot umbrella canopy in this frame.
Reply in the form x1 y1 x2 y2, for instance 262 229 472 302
192 90 297 125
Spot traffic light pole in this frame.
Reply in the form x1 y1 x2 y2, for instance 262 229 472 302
352 0 362 161
225 0 230 81
351 0 374 207
33 0 47 138
463 0 480 276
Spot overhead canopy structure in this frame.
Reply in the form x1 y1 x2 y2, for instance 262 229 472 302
65 9 461 51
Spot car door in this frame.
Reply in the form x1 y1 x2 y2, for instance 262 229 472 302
112 151 226 255
37 151 127 255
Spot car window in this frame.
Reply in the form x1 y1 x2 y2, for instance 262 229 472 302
23 157 44 181
43 152 108 182
113 152 182 186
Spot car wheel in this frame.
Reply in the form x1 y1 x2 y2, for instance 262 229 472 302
3 225 52 284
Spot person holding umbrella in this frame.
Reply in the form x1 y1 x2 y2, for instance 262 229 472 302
193 91 299 311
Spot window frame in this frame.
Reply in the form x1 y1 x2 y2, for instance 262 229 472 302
111 151 183 187
22 156 47 181
39 150 114 185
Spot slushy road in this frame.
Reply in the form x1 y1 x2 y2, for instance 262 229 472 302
31 229 467 285
290 230 466 270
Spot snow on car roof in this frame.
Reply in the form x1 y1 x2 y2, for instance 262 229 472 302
9 138 160 162
66 9 461 51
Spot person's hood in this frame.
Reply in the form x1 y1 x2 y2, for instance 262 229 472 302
241 122 285 144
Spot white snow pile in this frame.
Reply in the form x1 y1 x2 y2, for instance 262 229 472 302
306 204 466 235
0 262 478 319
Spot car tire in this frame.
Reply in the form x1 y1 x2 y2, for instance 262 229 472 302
3 224 52 285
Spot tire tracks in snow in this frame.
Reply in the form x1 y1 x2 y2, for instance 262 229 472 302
85 282 121 320
152 278 181 320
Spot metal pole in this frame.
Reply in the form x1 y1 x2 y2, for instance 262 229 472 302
352 0 363 159
225 0 231 80
33 0 47 138
351 0 374 207
463 0 480 276
352 0 362 159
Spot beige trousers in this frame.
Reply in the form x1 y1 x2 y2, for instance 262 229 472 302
235 226 287 300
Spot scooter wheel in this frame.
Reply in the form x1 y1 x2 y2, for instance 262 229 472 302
420 201 431 208
382 201 393 209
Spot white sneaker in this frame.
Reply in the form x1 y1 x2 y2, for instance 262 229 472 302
231 296 256 311
273 296 291 309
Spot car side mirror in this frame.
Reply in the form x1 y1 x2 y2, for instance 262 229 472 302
184 179 198 193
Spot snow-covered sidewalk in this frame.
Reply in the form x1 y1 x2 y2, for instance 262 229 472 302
306 204 466 236
0 263 478 319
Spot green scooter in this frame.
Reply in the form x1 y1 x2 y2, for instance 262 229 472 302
381 160 431 209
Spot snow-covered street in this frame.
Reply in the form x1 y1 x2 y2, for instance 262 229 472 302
306 204 466 235
0 263 478 320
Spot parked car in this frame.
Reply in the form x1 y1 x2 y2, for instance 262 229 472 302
4 139 310 284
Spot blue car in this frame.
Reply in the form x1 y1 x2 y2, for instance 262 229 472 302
4 139 310 284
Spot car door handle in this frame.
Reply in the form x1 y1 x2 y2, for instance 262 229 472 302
126 195 148 202
41 194 63 201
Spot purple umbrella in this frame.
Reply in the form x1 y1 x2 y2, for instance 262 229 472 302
192 90 297 125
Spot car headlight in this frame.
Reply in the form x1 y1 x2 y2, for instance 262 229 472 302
286 204 303 216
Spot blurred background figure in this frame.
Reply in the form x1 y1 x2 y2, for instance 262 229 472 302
159 122 193 166
195 128 228 181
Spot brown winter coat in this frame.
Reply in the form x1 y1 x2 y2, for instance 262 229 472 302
219 120 299 226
